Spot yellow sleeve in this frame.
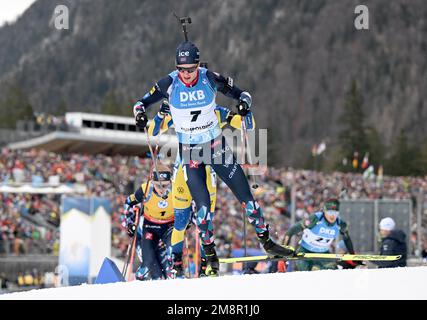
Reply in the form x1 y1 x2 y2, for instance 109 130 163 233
159 115 172 134
216 110 228 129
140 182 151 198
147 115 173 136
230 113 256 130
140 182 148 190
147 120 156 136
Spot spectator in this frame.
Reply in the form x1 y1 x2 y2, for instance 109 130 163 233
17 272 25 286
24 271 34 286
13 228 26 255
375 217 407 268
421 231 427 262
0 272 9 289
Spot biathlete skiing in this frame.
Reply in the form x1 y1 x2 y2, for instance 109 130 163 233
132 39 294 276
121 163 174 280
149 99 260 277
282 198 360 271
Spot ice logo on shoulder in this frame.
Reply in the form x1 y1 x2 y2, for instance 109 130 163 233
180 90 205 102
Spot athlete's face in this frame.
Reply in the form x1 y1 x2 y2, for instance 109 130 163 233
324 210 339 224
153 179 170 194
176 63 199 83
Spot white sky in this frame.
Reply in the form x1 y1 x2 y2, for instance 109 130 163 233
0 0 37 27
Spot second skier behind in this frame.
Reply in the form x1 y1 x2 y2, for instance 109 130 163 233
282 198 358 271
122 163 174 280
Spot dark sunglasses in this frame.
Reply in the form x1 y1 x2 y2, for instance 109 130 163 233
176 65 198 73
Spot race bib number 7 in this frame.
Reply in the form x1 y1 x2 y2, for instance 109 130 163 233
190 110 201 122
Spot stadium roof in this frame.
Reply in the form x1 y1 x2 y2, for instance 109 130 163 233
7 130 177 155
7 112 178 156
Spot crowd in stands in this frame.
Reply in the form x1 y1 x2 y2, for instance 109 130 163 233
0 193 59 255
34 113 68 132
0 269 58 292
1 147 427 261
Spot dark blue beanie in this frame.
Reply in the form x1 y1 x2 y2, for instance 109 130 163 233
176 41 200 65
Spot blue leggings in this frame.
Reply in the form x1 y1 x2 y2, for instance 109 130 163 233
179 135 267 245
139 220 173 279
172 206 206 259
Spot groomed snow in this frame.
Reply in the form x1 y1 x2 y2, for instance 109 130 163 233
2 266 427 300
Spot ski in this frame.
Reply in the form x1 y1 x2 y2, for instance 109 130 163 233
219 253 401 264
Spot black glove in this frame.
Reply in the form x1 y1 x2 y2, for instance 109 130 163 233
122 203 137 237
236 92 252 116
135 111 148 129
236 102 250 116
126 223 136 237
158 100 171 117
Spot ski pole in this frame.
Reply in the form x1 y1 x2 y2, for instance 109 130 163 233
124 116 163 277
122 206 140 280
122 242 132 277
122 207 143 278
144 127 166 198
125 206 141 281
239 121 248 264
194 227 199 278
122 155 156 279
241 118 259 189
184 235 190 278
242 206 247 268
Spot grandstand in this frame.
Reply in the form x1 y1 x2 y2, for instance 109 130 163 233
7 112 177 156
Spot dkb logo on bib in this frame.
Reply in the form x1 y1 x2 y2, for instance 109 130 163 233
180 91 205 102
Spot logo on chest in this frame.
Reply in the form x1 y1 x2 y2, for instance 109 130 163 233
157 200 169 209
180 90 205 102
319 227 336 236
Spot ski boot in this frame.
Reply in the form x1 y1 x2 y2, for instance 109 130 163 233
171 253 185 279
198 257 208 277
257 229 295 257
243 266 259 275
203 243 219 277
135 265 150 281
